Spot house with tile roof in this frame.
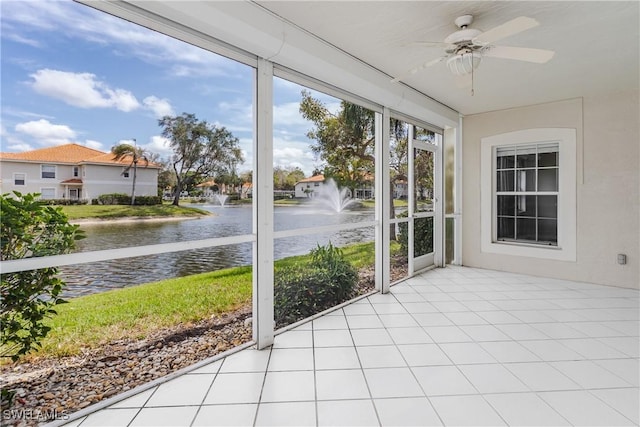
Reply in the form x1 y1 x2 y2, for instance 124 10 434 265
0 143 160 201
294 174 326 198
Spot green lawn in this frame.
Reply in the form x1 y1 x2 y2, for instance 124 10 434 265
29 241 380 360
61 204 210 220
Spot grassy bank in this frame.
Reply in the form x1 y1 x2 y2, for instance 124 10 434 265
61 204 210 220
30 241 377 359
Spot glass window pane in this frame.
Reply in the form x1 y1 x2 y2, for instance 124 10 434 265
538 143 559 167
537 195 557 218
497 195 515 216
413 125 436 143
497 217 514 240
516 195 536 217
516 147 536 168
390 121 409 219
538 219 558 244
496 148 515 169
538 168 558 191
445 217 454 264
40 188 55 199
42 165 56 178
414 216 433 257
414 148 433 213
497 170 514 192
517 169 536 192
516 218 536 241
444 135 455 215
393 221 409 282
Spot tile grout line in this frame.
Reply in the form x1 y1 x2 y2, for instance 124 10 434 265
251 345 274 427
188 359 225 427
311 315 319 427
346 296 383 426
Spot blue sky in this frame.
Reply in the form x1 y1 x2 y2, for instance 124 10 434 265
0 0 340 176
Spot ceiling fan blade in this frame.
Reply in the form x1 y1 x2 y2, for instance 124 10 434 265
391 56 445 83
473 16 539 45
484 45 555 63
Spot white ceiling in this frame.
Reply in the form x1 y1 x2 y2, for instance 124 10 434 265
254 1 639 115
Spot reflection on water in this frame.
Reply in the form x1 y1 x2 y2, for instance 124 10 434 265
61 205 374 297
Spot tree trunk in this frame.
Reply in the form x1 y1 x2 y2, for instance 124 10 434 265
131 161 138 205
172 181 181 206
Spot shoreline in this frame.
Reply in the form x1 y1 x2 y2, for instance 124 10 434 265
71 214 209 226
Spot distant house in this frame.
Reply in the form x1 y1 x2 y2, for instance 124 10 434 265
294 174 325 198
0 143 160 201
241 182 252 199
195 179 220 197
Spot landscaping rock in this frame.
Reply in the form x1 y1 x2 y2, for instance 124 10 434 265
0 306 253 427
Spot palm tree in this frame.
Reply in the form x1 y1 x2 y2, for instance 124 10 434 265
111 141 150 205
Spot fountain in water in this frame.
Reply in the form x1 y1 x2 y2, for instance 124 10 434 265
312 178 356 213
215 194 229 207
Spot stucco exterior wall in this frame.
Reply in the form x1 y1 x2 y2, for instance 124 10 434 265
83 164 158 200
0 160 158 200
295 181 324 198
0 161 80 198
462 93 639 289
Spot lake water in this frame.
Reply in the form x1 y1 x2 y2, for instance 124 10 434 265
60 205 375 298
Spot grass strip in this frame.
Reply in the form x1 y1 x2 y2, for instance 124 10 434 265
61 204 210 220
30 242 379 359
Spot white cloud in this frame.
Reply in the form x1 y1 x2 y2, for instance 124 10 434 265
143 96 174 118
273 138 316 176
273 102 309 128
140 135 173 160
15 119 76 145
83 140 104 150
2 1 240 78
5 33 41 48
29 69 140 112
7 142 34 152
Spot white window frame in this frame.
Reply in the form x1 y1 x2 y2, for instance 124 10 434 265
40 187 56 200
481 128 576 261
122 168 130 178
13 173 26 186
41 164 56 179
73 166 80 177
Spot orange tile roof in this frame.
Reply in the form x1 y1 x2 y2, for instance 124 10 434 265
0 143 160 168
60 178 83 184
296 174 325 184
196 180 217 187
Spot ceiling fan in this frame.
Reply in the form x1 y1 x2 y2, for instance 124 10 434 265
391 15 555 88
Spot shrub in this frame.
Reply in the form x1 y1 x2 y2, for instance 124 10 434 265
1 192 84 362
95 193 161 205
133 196 162 205
397 212 433 257
96 193 130 205
274 242 358 326
38 199 88 206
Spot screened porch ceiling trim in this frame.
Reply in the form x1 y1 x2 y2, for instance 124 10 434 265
77 0 460 130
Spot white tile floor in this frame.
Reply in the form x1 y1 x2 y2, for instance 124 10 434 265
62 266 639 426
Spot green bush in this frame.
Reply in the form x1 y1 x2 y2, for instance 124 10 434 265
397 213 433 257
96 193 130 205
38 199 88 206
1 192 84 362
134 196 162 205
95 193 161 205
274 243 358 326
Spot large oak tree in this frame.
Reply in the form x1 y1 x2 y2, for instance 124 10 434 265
159 113 243 206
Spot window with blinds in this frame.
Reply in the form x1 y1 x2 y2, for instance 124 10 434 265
495 142 559 245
